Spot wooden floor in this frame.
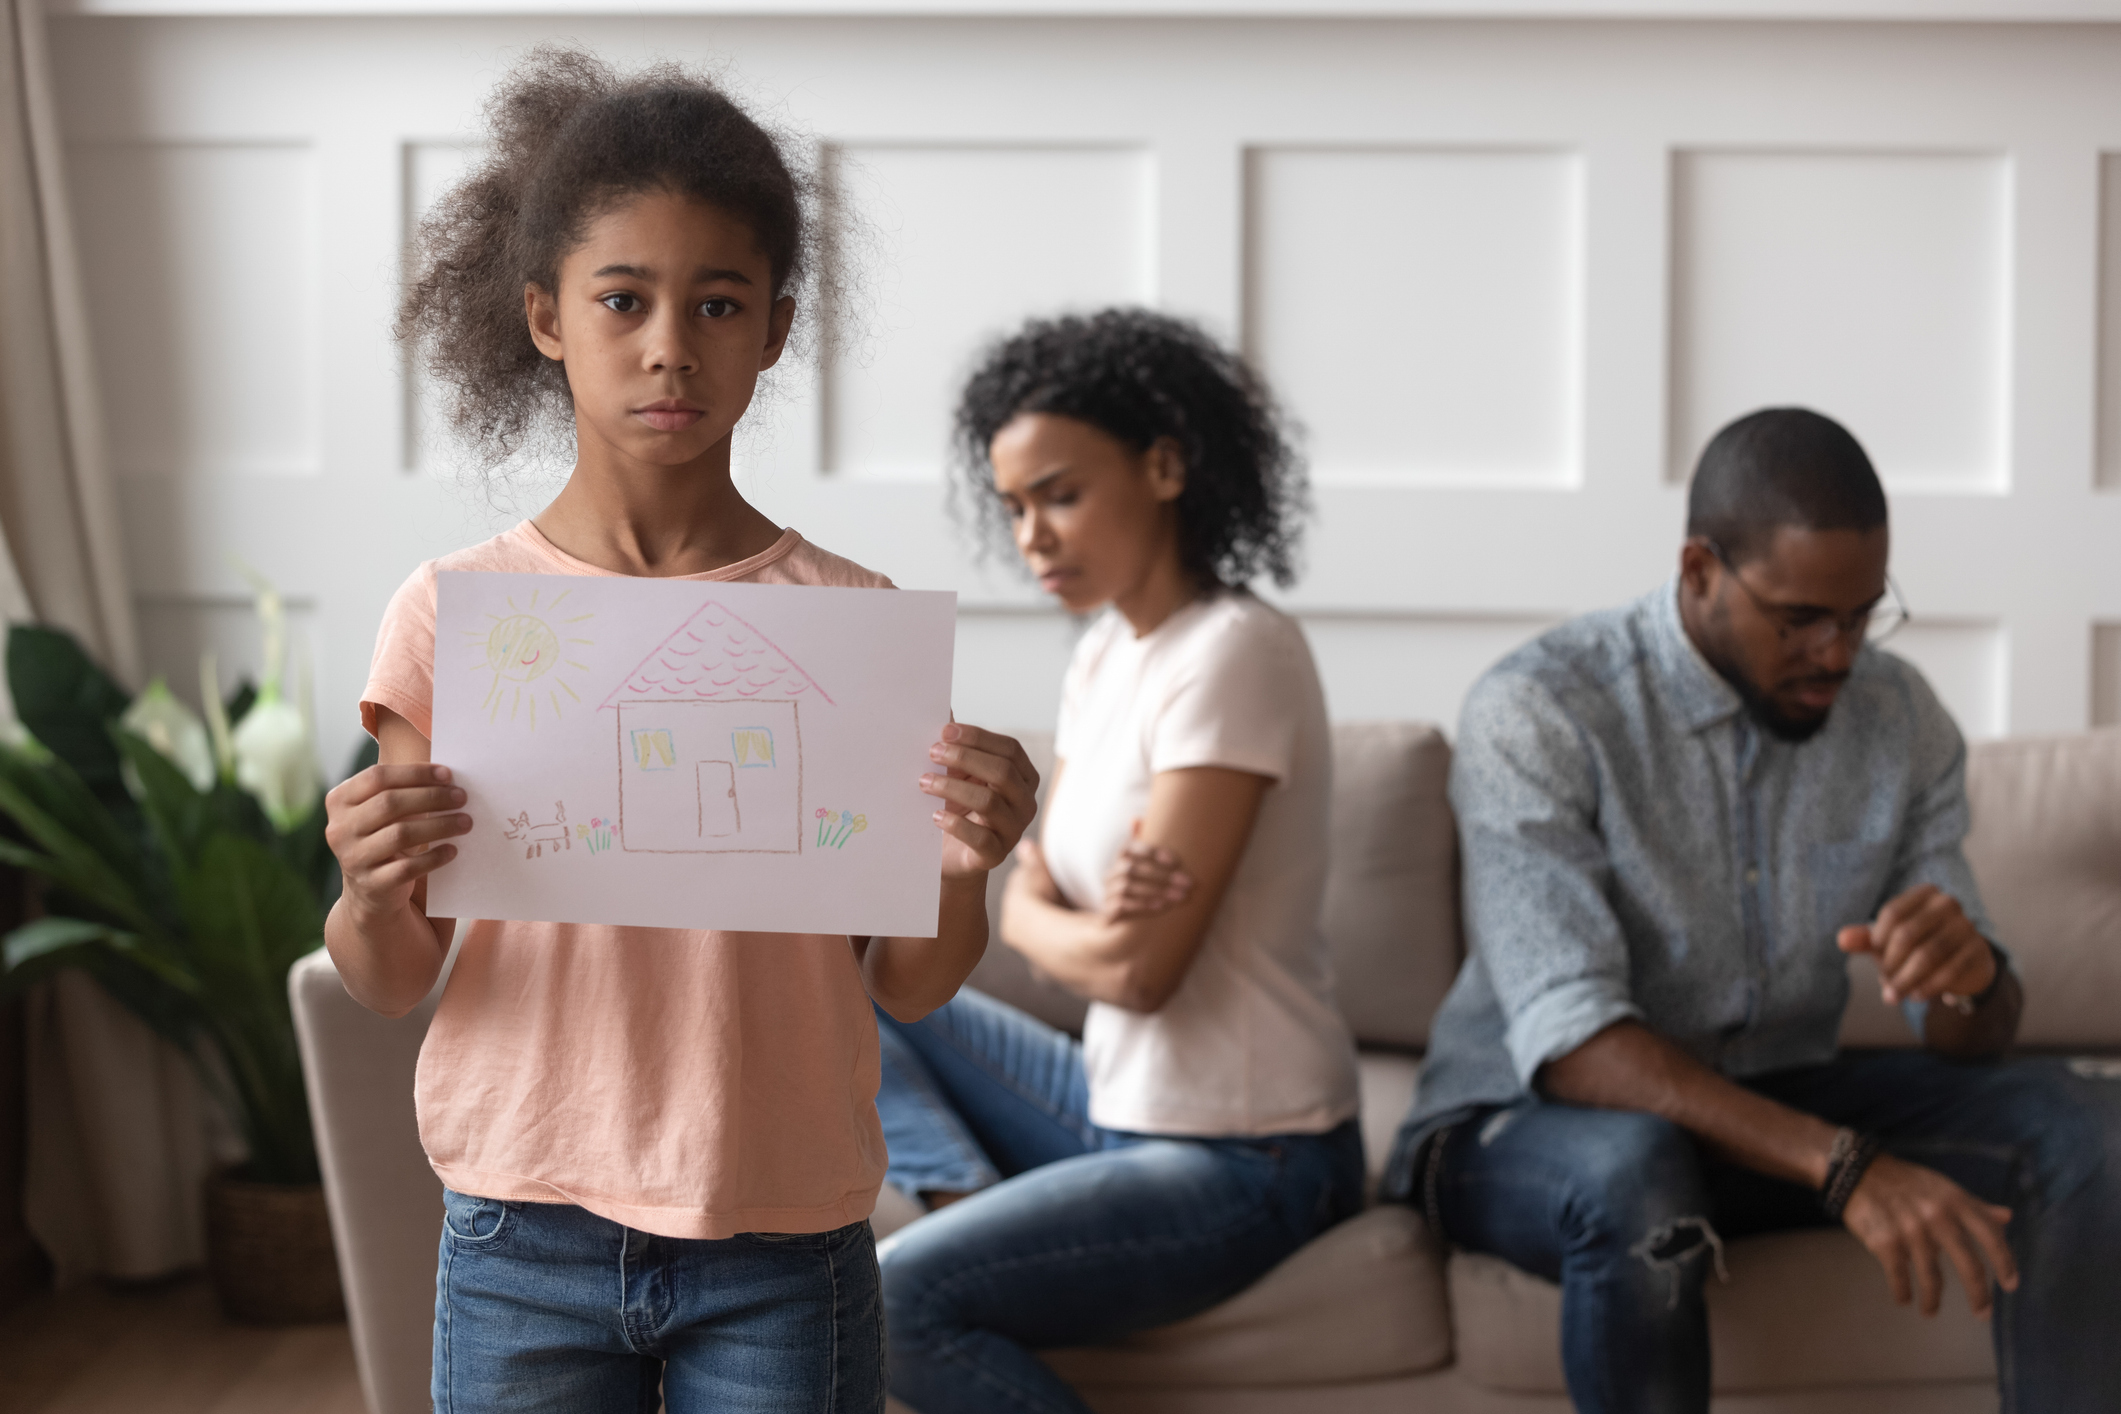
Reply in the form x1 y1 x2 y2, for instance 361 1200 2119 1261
0 1278 367 1414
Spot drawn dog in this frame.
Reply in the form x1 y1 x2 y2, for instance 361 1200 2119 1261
503 801 572 858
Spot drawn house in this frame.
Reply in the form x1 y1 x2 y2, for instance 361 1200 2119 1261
601 601 831 854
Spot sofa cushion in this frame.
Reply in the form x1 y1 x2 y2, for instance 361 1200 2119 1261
1357 1051 1421 1195
1836 728 2121 1051
1042 1206 1452 1389
1962 728 2121 1051
1323 723 1460 1051
1449 1227 1993 1394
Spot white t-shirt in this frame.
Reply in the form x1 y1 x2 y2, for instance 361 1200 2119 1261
1043 591 1361 1138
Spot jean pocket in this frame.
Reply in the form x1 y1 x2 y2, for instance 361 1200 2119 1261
441 1188 512 1246
743 1220 867 1250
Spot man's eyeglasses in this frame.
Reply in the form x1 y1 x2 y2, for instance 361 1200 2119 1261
1705 541 1909 652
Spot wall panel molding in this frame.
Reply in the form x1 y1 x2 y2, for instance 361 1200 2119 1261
821 143 1154 481
1246 147 1584 488
70 141 319 479
1669 149 2012 492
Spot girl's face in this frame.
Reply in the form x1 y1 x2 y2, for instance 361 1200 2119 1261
988 412 1185 616
526 189 795 471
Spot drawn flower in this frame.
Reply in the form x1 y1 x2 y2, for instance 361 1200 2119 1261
815 808 829 819
840 810 853 825
850 814 868 835
120 676 216 794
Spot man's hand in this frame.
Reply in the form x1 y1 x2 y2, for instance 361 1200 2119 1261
1099 820 1194 923
920 723 1039 879
1836 884 1996 1006
1840 1152 2017 1316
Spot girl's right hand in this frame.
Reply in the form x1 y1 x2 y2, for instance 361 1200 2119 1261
324 763 473 919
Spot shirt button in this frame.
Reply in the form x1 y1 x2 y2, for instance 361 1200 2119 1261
1745 867 1761 886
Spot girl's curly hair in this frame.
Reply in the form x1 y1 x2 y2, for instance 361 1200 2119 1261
397 47 836 469
954 308 1308 589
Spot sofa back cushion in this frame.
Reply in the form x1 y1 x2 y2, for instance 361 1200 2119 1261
1840 727 2121 1051
1321 722 1461 1050
966 722 1463 1051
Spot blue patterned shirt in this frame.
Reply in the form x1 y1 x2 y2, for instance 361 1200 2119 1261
1385 582 1996 1196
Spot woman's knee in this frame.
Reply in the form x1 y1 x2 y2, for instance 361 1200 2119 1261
877 1225 966 1352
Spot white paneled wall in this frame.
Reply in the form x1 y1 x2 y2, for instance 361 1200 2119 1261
1246 147 1584 487
825 144 1156 479
71 141 320 478
44 10 2121 774
1669 150 2013 490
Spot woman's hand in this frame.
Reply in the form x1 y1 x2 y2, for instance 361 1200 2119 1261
325 761 472 922
919 723 1039 879
1100 820 1193 923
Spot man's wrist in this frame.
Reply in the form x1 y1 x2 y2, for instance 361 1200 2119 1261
1821 1128 1884 1219
1944 940 2007 1016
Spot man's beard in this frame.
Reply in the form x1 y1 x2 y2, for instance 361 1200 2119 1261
1727 668 1838 743
1695 625 1845 744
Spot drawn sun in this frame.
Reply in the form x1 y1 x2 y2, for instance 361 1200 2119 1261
467 587 593 728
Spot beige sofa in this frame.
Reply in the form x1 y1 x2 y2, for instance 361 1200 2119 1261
291 723 2121 1414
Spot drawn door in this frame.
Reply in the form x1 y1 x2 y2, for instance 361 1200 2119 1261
697 760 739 839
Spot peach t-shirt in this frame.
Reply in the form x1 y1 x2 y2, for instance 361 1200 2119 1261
361 521 893 1239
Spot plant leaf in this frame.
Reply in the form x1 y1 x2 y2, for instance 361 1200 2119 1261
175 834 324 1001
113 728 217 868
0 749 158 936
2 916 133 970
7 625 131 809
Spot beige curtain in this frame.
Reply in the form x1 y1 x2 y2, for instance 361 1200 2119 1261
1 0 223 1286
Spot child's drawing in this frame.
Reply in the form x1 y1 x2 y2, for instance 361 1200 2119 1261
814 809 868 850
602 600 831 855
503 800 572 858
573 816 617 855
467 586 594 729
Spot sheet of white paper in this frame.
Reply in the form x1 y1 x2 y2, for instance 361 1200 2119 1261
426 572 956 936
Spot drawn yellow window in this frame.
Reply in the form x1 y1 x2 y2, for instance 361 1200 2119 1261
631 728 677 771
731 728 776 768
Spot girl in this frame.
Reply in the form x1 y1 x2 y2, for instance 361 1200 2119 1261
322 50 1036 1414
874 309 1365 1414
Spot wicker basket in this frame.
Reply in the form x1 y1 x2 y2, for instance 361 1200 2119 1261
204 1168 346 1325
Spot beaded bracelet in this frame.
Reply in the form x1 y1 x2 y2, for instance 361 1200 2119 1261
1821 1128 1884 1220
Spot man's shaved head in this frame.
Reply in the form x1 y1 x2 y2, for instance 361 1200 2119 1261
1687 408 1887 564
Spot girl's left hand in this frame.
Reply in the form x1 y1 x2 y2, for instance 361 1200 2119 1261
920 723 1039 879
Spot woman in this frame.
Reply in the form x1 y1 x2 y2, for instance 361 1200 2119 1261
877 308 1363 1414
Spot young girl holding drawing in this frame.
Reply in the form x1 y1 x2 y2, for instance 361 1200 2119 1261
873 309 1364 1414
321 51 1036 1413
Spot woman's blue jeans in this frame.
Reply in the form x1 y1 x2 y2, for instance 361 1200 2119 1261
431 1191 884 1413
874 989 1366 1414
1420 1052 2117 1414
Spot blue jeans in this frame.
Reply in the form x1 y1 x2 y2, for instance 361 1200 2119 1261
875 990 1366 1414
1415 1052 2117 1414
431 1190 884 1413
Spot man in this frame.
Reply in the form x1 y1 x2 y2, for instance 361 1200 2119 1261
1384 407 2114 1412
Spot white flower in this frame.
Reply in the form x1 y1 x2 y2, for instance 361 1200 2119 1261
231 683 320 831
121 677 216 793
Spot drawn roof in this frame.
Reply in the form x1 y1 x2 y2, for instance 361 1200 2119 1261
601 600 834 709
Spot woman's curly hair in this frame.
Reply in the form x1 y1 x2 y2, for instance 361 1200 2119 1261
954 308 1308 589
396 47 837 469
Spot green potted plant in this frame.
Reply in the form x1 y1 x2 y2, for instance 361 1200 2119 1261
0 583 371 1324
